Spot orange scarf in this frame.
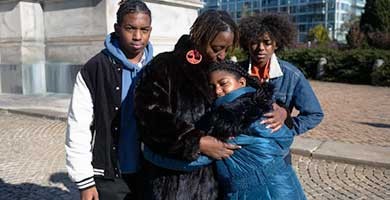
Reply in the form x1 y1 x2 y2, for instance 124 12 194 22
250 59 271 83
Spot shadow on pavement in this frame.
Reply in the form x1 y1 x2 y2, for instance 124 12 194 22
0 172 79 200
355 121 390 129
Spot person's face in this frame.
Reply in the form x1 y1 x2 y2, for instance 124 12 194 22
209 70 246 97
204 31 234 63
248 33 277 67
115 12 152 58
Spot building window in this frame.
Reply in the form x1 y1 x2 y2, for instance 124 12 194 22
280 6 288 13
341 3 350 11
290 6 297 13
299 24 306 32
342 13 349 21
280 0 289 5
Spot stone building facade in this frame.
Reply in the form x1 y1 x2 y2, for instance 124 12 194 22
0 0 203 94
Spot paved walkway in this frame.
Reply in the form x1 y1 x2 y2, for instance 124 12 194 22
0 81 389 167
0 111 389 199
0 112 79 200
0 81 389 199
304 81 390 147
292 81 390 168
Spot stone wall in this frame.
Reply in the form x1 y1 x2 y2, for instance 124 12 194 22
0 0 203 94
0 1 46 94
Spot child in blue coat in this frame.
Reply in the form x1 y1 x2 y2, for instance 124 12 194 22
204 60 307 200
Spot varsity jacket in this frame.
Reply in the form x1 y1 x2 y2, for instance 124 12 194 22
65 37 153 190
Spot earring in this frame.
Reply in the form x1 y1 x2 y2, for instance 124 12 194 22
186 50 202 64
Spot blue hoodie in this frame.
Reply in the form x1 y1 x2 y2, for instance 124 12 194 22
104 33 153 173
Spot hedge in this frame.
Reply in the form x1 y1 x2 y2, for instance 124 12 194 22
278 48 390 86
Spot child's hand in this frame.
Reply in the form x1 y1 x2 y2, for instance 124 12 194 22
260 103 287 133
199 136 241 160
80 186 99 200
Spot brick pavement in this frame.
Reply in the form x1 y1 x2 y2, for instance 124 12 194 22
293 155 390 200
0 111 79 200
0 111 389 199
298 81 390 147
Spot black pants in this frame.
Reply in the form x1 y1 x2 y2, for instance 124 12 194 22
95 173 141 200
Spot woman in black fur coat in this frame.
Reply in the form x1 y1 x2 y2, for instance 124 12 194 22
134 10 240 199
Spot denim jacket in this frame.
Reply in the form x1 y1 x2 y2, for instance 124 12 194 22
240 55 324 135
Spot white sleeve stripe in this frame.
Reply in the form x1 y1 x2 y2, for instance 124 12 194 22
78 181 96 190
65 71 95 184
93 172 104 176
75 176 94 184
93 168 104 173
76 177 94 186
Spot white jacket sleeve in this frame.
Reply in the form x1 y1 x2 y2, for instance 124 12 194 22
65 71 95 190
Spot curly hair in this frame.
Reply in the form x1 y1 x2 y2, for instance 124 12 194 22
117 0 151 25
190 10 239 51
239 13 296 52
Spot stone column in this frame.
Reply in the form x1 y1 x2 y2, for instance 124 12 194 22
43 0 108 93
42 0 203 93
145 0 203 54
43 0 203 62
0 0 203 94
0 1 46 94
43 0 108 64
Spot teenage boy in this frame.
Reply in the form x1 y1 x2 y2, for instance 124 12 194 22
65 1 153 199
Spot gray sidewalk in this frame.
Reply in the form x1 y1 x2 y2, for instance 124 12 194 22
0 93 69 121
0 90 389 168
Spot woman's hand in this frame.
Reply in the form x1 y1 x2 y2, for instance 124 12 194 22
199 136 240 160
261 103 287 132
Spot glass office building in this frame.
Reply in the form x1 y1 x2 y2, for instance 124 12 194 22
202 0 366 43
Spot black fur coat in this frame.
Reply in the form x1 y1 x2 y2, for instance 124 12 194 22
134 35 218 200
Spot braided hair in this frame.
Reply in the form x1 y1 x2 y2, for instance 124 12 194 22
117 0 151 25
190 10 239 51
